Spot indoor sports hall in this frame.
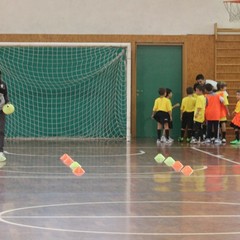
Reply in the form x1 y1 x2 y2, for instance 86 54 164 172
0 1 240 239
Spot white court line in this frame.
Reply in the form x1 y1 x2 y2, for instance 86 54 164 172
193 166 208 172
191 147 240 165
3 214 240 219
4 150 145 158
1 201 240 236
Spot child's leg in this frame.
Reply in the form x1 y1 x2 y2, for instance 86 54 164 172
235 128 239 141
181 128 185 138
213 121 219 139
193 122 200 139
163 123 169 139
206 121 212 139
157 122 162 140
181 113 187 138
221 121 226 139
187 115 193 139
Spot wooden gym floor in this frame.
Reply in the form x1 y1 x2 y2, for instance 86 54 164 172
0 139 240 240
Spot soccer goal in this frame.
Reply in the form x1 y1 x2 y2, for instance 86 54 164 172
0 42 131 141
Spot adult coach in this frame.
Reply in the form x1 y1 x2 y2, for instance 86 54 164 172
194 74 218 91
0 71 9 161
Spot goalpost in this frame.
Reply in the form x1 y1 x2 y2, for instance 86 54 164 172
0 42 131 141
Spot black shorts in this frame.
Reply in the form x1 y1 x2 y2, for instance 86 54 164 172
181 112 194 129
154 111 170 126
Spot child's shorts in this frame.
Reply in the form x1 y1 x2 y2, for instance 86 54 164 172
154 111 170 126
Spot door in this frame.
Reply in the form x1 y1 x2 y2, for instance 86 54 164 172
136 45 182 139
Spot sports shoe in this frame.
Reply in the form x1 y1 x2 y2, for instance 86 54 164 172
230 139 239 144
160 136 166 143
168 137 174 142
211 138 215 143
178 137 184 142
156 139 161 144
204 138 211 144
165 139 173 144
221 138 226 144
214 139 222 145
186 138 191 143
190 138 198 144
0 152 6 162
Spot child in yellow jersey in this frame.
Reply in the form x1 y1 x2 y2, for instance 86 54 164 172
216 82 230 143
161 88 180 142
152 88 172 144
178 87 196 143
230 90 240 144
190 85 206 144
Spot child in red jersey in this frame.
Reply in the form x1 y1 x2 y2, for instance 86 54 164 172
204 83 224 144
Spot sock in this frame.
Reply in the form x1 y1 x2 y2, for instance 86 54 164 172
222 132 226 139
157 129 161 139
165 129 169 139
235 130 239 141
187 129 192 138
181 129 185 138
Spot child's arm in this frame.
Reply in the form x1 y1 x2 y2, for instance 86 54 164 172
180 110 183 120
172 103 180 109
168 111 172 121
151 111 156 119
225 105 230 117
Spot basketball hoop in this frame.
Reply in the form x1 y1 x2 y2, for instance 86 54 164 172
224 0 240 21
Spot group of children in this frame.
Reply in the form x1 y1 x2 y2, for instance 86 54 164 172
152 74 240 145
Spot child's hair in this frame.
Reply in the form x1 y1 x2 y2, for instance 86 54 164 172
158 88 166 96
205 83 213 92
195 84 204 92
217 81 227 91
186 86 193 95
165 88 172 98
196 74 204 81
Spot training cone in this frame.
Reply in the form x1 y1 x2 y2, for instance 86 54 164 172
69 161 81 170
154 154 165 163
60 153 74 166
181 165 194 176
72 166 85 176
172 161 184 172
164 157 175 167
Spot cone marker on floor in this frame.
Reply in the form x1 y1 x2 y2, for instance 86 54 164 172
60 153 74 167
154 154 165 163
164 157 175 167
154 154 194 177
181 165 193 176
172 161 184 172
60 153 85 177
72 166 85 176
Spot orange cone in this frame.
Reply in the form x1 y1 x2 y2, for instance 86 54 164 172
72 166 85 176
181 165 193 176
172 161 184 172
60 153 74 167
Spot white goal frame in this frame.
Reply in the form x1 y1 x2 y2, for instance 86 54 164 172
0 42 131 141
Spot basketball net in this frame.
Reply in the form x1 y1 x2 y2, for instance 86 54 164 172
224 0 240 21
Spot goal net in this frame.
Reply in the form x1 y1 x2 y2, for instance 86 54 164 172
0 43 131 141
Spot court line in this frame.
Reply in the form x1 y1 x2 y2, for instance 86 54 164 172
191 147 240 165
4 150 145 158
3 214 240 219
1 201 240 236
